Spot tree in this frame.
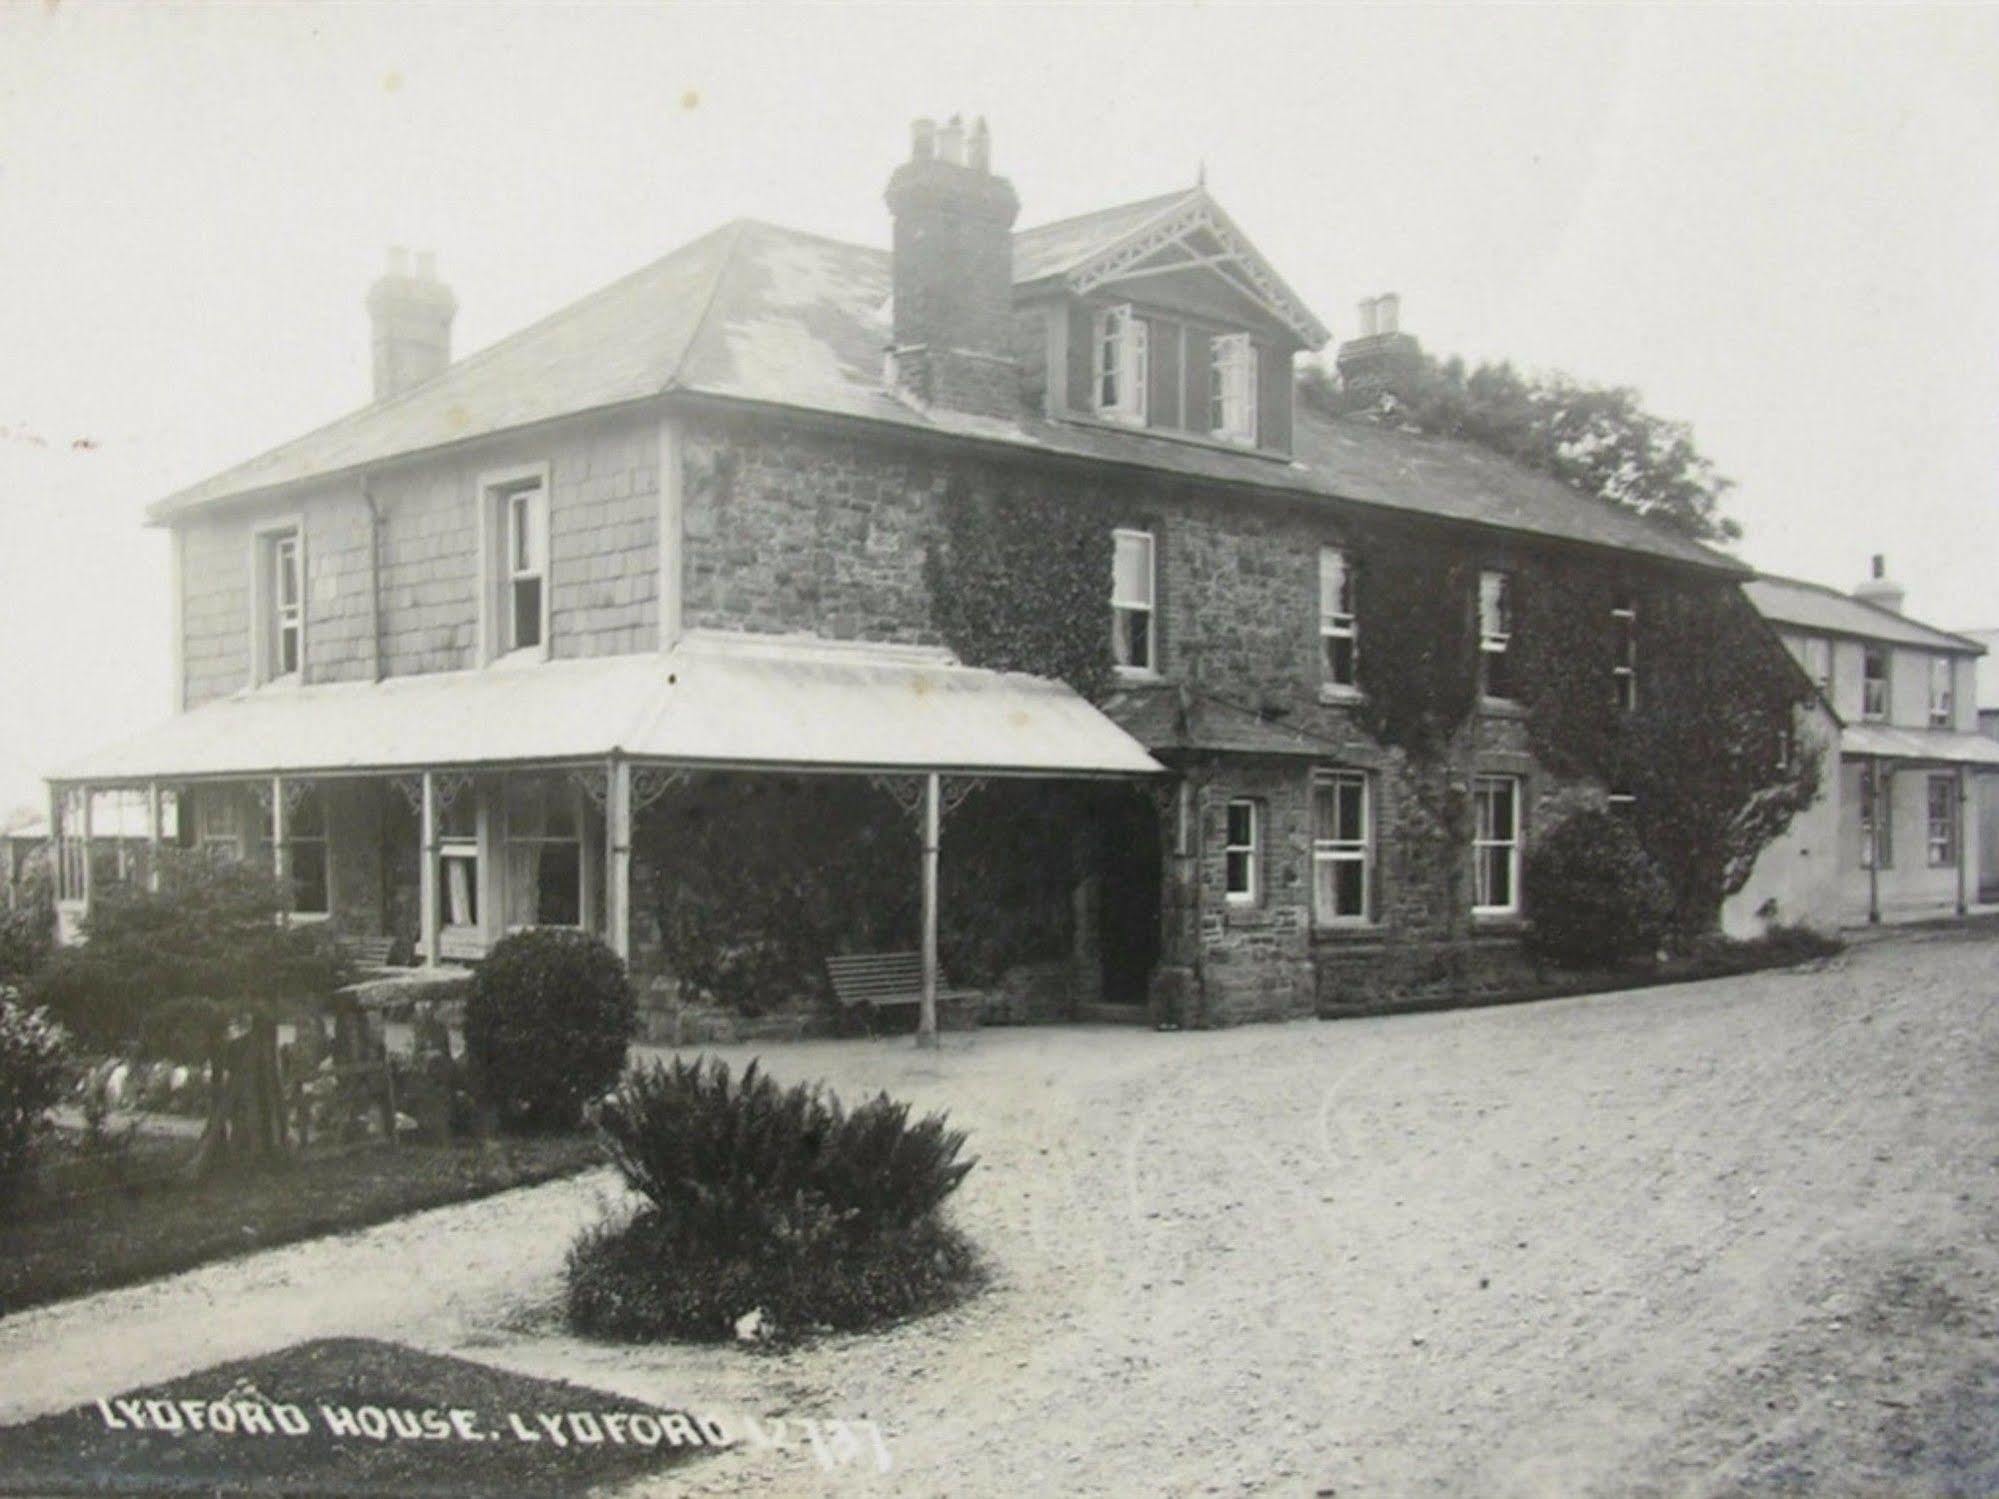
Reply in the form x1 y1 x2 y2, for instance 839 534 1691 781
31 851 352 1175
1299 353 1742 546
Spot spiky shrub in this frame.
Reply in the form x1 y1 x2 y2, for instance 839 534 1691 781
464 929 636 1133
1523 810 1674 968
0 986 74 1211
568 1057 980 1343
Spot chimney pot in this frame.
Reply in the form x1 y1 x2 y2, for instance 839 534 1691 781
1872 553 1886 579
1336 294 1422 405
1853 555 1905 615
367 246 456 402
1356 297 1377 338
968 116 991 173
1377 292 1401 335
938 115 965 166
911 117 936 161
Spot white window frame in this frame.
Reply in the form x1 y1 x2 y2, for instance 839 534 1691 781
436 790 483 952
1861 645 1889 721
1612 594 1637 712
1094 304 1148 426
248 516 306 686
1860 767 1894 870
1479 570 1515 701
1473 775 1522 917
1210 332 1258 446
1319 547 1359 691
1928 656 1954 728
500 773 590 933
1223 798 1259 906
1312 770 1372 926
478 462 553 664
1926 774 1957 867
1111 527 1157 676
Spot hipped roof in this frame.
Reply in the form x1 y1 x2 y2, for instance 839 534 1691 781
147 211 1737 577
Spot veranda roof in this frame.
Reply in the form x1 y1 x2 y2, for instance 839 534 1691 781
51 634 1165 785
1842 723 1999 769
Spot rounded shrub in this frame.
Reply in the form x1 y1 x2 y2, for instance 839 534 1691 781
567 1057 981 1344
0 985 75 1212
1523 808 1673 969
464 929 636 1132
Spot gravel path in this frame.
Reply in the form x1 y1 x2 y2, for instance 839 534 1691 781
3 929 1995 1497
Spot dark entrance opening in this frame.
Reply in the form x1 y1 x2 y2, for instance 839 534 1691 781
1097 786 1162 1007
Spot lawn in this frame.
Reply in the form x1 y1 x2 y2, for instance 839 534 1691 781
0 1336 706 1497
0 1134 603 1318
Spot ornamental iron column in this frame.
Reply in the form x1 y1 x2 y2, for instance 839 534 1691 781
419 771 440 966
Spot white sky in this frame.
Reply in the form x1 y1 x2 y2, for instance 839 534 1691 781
2 2 1996 820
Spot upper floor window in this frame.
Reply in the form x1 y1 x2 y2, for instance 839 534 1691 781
1210 333 1258 445
1312 771 1371 924
1798 636 1832 698
1479 570 1515 701
1473 775 1522 916
1112 528 1156 674
1862 645 1889 720
1224 799 1260 905
253 525 304 683
1094 305 1148 425
1319 547 1359 690
482 467 551 661
1928 656 1954 728
1611 594 1637 712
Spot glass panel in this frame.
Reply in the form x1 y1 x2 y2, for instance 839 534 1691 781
1319 548 1352 619
1113 608 1151 670
1112 532 1153 607
1225 849 1251 896
1226 801 1254 848
292 843 329 915
513 576 543 650
1480 571 1512 637
442 851 478 927
1337 778 1364 842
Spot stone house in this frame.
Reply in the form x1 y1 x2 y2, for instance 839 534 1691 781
1736 563 1997 925
52 118 1771 1030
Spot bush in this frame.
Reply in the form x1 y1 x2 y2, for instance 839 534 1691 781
1523 809 1673 968
0 899 53 985
567 1057 980 1343
0 986 75 1211
464 929 635 1132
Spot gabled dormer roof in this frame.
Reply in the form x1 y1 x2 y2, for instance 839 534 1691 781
1011 186 1330 350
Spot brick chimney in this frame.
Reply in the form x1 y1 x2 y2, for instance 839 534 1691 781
365 247 457 402
1853 553 1905 615
883 115 1021 419
1335 293 1423 406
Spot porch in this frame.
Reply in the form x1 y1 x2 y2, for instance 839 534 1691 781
1842 724 1999 926
47 634 1168 1036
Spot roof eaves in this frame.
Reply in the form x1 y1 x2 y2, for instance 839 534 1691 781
1750 571 1986 653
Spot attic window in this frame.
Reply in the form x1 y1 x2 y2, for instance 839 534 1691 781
1094 305 1148 425
1210 333 1258 445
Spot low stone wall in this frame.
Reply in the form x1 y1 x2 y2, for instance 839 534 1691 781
1314 931 1538 1017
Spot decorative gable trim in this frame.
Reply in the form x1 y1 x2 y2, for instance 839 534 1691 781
1063 190 1330 351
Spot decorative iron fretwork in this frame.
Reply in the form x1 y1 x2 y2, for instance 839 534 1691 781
389 772 471 816
869 774 927 821
391 776 422 815
570 767 610 810
433 773 472 812
631 766 690 813
868 774 988 825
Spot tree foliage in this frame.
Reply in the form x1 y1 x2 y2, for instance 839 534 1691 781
1300 354 1741 545
926 478 1116 701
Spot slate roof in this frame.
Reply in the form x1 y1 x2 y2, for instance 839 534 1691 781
146 216 1739 576
1743 575 1986 654
1011 188 1202 284
1104 684 1362 758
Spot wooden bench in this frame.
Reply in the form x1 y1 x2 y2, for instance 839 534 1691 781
334 933 399 969
826 951 978 1032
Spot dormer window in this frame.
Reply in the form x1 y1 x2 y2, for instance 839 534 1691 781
1094 305 1148 425
1210 333 1258 445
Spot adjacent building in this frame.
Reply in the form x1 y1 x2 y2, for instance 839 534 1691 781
1739 563 1997 926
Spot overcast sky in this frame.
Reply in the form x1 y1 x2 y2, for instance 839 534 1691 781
2 2 1996 819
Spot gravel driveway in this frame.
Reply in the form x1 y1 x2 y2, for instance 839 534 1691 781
3 927 1995 1497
